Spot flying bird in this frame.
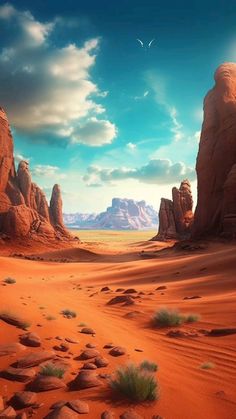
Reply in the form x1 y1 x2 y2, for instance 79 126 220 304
136 38 155 49
136 38 144 47
148 39 155 48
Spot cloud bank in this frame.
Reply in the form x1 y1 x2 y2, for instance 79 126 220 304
83 158 195 186
0 3 117 146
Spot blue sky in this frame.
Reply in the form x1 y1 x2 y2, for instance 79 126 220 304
0 0 236 212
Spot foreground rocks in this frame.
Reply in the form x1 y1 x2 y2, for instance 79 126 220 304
70 370 102 390
194 63 236 238
0 107 72 241
17 350 55 368
152 180 194 241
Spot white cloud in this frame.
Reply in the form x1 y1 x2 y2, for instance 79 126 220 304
126 142 136 150
83 158 195 186
71 117 117 146
14 153 30 164
134 90 149 100
0 3 116 147
31 164 67 179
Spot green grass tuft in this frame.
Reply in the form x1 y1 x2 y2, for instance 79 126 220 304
61 309 77 318
152 308 200 328
40 363 65 378
46 315 56 321
110 363 159 402
140 360 158 372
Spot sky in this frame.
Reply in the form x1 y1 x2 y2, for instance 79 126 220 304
0 0 236 213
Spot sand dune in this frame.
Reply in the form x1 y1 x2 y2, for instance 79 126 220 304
0 238 236 418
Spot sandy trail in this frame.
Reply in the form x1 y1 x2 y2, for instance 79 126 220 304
0 240 236 418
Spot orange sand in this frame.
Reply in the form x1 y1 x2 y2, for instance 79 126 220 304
0 237 236 418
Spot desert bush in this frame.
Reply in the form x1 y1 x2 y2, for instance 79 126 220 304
152 308 184 327
152 308 200 327
185 313 200 323
40 363 65 378
110 363 159 402
200 362 215 370
140 360 158 372
61 309 77 318
4 277 16 284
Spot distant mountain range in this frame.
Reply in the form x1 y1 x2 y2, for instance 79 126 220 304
63 198 158 230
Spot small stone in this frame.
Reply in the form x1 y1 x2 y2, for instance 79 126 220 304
123 289 137 294
29 375 66 392
101 287 110 292
107 296 134 306
50 401 67 410
13 391 37 408
86 343 96 348
82 362 97 370
101 412 114 419
156 286 167 291
109 346 126 357
71 370 102 390
45 406 79 418
1 366 36 382
79 349 100 360
94 357 109 368
67 400 89 414
65 338 79 344
19 332 41 347
17 350 55 368
80 327 95 335
0 406 16 418
120 410 144 419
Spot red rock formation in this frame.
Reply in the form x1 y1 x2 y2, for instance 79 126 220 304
153 179 193 241
194 63 236 238
0 107 72 241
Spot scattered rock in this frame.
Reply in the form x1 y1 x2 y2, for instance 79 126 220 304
109 346 126 357
65 338 79 344
103 343 114 349
0 406 16 418
183 296 201 300
71 370 102 390
123 289 137 294
53 343 69 352
208 328 236 337
67 400 89 414
0 313 29 330
50 401 67 410
85 343 96 349
82 362 97 370
17 350 55 368
120 410 144 419
0 343 25 356
124 311 142 319
45 406 79 418
80 327 95 335
166 330 199 338
156 286 167 291
107 296 134 306
13 391 37 408
94 357 109 368
29 375 66 392
79 349 100 360
19 332 41 347
1 366 36 382
116 288 125 292
101 411 114 419
101 287 110 292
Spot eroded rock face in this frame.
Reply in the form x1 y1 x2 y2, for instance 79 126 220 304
0 108 72 241
153 180 193 241
194 63 236 238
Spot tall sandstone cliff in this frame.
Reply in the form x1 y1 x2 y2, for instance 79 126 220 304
153 179 194 241
0 107 71 241
194 63 236 238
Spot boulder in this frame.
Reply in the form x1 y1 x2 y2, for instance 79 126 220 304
13 391 37 408
67 400 89 414
79 349 100 360
109 346 126 357
1 366 36 382
45 406 79 419
71 370 102 390
19 332 41 347
120 411 144 419
0 342 26 356
17 350 55 368
29 375 66 392
194 63 236 237
0 406 16 418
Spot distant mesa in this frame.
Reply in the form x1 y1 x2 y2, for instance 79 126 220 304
64 198 158 230
152 179 194 241
193 63 236 238
0 107 72 242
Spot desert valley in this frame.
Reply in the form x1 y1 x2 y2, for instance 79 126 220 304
0 61 236 419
